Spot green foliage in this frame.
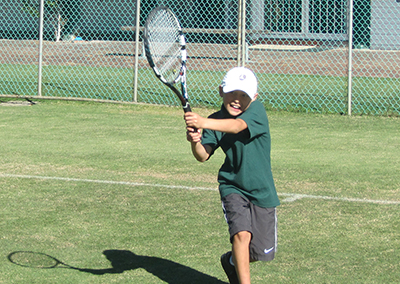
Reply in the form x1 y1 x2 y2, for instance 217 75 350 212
20 0 82 41
21 0 61 18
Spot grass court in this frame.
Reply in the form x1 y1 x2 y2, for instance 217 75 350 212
0 98 399 283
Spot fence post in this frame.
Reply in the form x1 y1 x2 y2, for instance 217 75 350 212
237 0 246 67
241 0 246 66
133 0 141 103
347 0 354 116
237 0 242 66
37 0 44 97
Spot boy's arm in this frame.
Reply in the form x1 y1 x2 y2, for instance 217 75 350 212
186 129 213 162
184 112 248 134
191 141 213 162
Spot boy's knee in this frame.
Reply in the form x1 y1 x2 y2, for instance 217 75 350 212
233 231 252 244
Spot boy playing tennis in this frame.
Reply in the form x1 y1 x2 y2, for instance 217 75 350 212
184 67 280 284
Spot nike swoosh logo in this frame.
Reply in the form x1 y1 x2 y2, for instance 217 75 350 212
264 247 274 254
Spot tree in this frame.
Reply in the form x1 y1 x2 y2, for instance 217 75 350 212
21 0 81 42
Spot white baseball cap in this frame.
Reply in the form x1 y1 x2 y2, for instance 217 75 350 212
221 67 258 99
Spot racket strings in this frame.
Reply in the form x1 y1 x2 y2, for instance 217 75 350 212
146 10 182 83
9 251 59 268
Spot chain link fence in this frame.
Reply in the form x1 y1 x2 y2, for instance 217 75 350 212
0 0 399 115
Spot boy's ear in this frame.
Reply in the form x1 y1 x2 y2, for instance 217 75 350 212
252 93 259 101
219 86 224 97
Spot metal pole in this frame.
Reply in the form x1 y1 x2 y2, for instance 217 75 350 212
37 0 44 97
241 0 246 66
237 0 243 66
347 0 354 116
133 0 141 102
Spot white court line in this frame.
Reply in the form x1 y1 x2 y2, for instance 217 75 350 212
1 173 399 205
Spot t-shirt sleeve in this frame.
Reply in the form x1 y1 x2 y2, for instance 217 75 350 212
200 113 220 157
201 128 218 153
238 100 269 139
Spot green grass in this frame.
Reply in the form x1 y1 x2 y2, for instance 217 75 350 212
0 98 399 283
2 64 399 115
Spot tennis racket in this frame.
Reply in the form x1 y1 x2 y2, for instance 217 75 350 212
8 251 78 270
143 6 192 113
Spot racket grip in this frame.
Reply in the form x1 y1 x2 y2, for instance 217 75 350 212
183 103 192 113
182 103 198 132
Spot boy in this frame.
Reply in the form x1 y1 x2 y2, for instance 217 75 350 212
184 67 280 284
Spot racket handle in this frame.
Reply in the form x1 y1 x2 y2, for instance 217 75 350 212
182 103 198 132
183 102 192 113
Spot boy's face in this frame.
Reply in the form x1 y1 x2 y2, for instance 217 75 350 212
219 86 257 117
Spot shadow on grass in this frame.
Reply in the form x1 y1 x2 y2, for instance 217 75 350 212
8 249 227 284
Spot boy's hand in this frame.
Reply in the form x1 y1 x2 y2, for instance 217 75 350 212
186 128 202 143
184 112 205 129
184 112 212 162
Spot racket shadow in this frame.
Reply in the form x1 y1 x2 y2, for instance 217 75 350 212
8 250 227 284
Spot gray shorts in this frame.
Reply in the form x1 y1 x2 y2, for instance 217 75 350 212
221 193 278 261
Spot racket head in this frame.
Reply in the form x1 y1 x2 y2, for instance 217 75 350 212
143 6 184 85
8 251 62 269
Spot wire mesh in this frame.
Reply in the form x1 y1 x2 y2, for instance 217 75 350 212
245 0 350 113
0 0 399 115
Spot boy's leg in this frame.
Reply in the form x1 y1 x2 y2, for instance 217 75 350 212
220 251 239 284
221 194 258 284
232 231 252 284
221 193 278 283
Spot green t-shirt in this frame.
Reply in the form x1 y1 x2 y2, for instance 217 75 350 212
202 100 280 208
